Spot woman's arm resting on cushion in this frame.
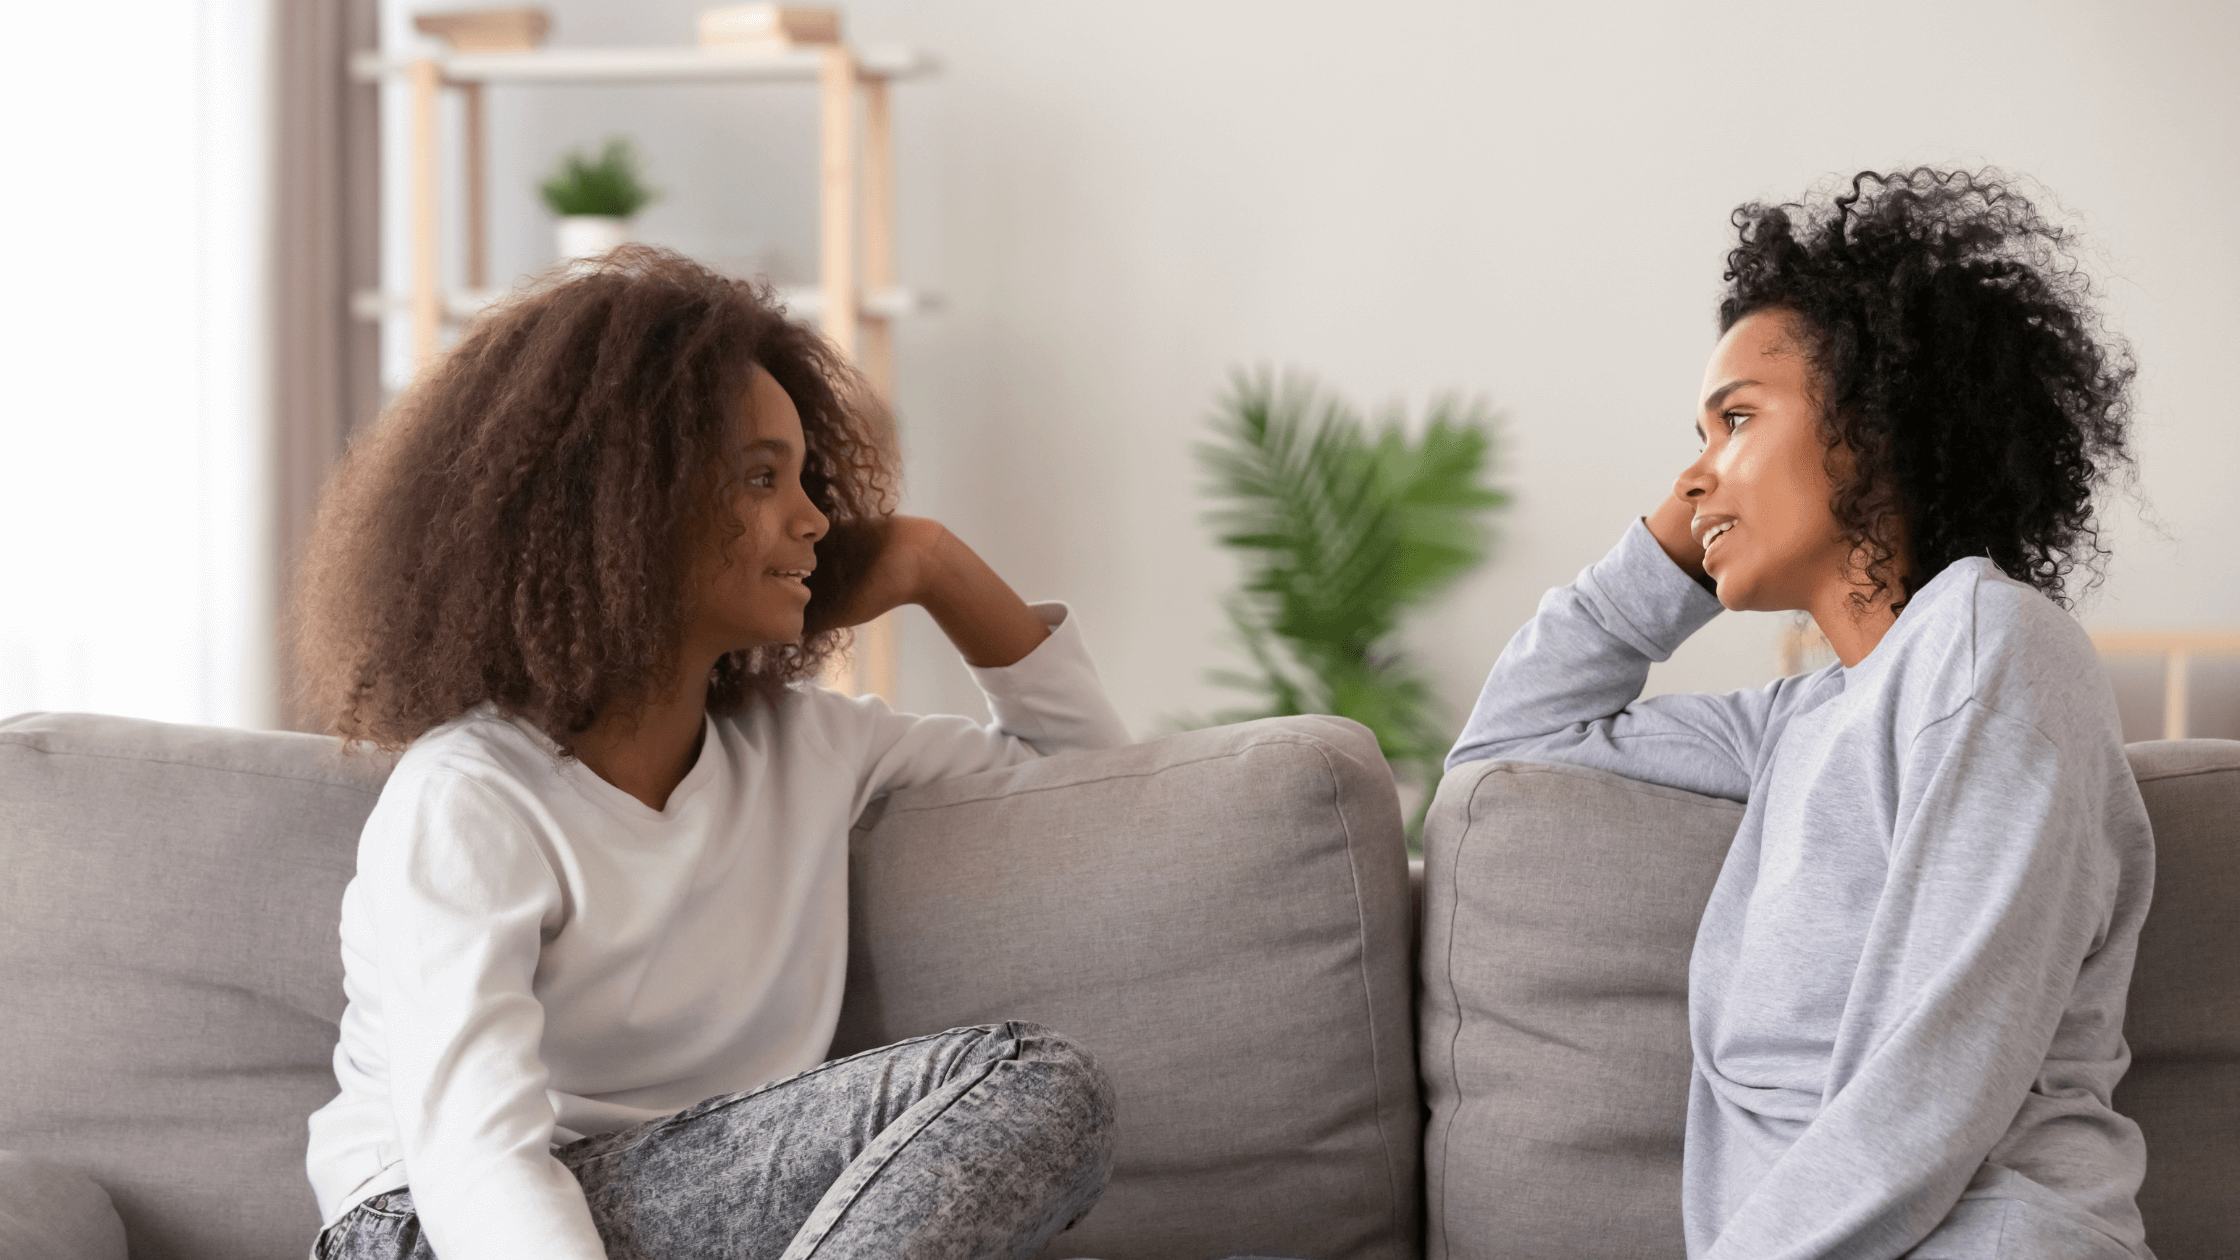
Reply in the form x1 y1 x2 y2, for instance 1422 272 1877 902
1701 704 2127 1260
361 773 607 1260
1446 512 1780 801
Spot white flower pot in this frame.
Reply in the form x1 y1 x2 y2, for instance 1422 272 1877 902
556 215 632 262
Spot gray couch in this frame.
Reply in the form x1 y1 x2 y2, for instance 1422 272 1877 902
0 711 2232 1259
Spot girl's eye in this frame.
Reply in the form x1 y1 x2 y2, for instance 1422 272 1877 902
1724 410 1751 432
747 467 777 490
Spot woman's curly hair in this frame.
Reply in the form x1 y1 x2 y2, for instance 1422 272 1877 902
1719 167 2135 611
294 246 897 753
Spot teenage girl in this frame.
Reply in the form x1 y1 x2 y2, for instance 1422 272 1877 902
297 248 1128 1260
1451 170 2153 1259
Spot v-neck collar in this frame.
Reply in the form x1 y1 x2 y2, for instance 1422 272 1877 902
537 713 723 827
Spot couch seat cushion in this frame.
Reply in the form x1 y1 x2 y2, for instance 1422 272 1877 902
0 1150 128 1260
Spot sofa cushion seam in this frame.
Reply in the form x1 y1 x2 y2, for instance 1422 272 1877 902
1430 772 1484 1260
868 731 1356 817
2131 762 2240 786
1314 739 1413 1244
0 737 387 795
1475 758 1748 813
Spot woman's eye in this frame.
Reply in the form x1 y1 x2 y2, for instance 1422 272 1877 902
1724 410 1750 432
747 468 777 489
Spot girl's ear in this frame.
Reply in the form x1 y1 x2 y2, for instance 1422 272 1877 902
801 517 883 635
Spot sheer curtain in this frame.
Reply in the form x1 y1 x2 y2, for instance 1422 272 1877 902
272 0 382 732
0 0 376 731
0 1 269 727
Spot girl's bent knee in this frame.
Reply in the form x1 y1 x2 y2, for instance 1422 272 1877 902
998 1023 1117 1151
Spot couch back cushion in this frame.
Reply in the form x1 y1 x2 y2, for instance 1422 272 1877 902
1421 742 2240 1260
0 712 391 1260
2109 739 2240 1258
1417 758 1736 1259
835 714 1421 1260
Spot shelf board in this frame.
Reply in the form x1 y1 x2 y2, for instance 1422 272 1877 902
351 284 938 323
351 288 507 322
777 285 939 320
2091 630 2240 656
350 44 936 85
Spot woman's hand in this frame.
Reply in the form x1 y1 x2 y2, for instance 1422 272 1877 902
1646 493 1716 591
804 516 1050 668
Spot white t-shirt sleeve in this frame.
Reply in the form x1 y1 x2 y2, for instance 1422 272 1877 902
357 770 607 1260
845 601 1131 805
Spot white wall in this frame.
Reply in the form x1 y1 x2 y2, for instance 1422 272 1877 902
8 5 2226 740
0 0 272 727
366 2 2240 743
408 0 2238 742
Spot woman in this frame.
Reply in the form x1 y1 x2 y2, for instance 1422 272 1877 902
297 247 1127 1259
1449 170 2151 1259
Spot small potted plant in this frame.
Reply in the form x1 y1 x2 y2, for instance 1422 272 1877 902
1192 369 1509 846
540 137 657 261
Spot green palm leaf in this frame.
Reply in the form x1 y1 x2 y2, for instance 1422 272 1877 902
1195 369 1507 845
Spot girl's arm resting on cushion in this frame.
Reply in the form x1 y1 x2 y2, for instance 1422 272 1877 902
846 601 1130 808
907 520 1131 751
809 516 1128 804
909 518 1058 671
1700 704 2126 1260
812 516 1053 670
1446 515 1779 801
360 773 608 1260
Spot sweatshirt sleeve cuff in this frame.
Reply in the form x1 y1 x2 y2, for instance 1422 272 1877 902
966 602 1132 752
1584 518 1727 662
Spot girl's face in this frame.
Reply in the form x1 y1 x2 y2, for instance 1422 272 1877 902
1676 310 1857 614
683 365 831 656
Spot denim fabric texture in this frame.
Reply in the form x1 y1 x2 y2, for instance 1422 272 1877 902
315 1022 1114 1260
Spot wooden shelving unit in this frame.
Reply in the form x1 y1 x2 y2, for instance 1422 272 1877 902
1790 620 2240 739
349 40 937 700
2091 629 2240 740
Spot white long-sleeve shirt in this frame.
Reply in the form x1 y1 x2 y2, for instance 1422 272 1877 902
305 603 1129 1260
1449 522 2154 1260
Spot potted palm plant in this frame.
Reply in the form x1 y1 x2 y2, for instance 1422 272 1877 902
1195 369 1509 845
540 137 657 261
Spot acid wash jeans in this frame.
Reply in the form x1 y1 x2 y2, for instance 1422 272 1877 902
315 1022 1116 1260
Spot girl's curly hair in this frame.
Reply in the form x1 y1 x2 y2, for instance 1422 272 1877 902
294 246 897 753
1719 167 2135 611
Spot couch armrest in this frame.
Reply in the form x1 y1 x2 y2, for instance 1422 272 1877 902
0 1152 126 1260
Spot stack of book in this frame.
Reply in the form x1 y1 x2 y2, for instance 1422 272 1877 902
697 5 842 53
412 7 551 53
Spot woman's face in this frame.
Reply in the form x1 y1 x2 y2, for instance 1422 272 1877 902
1677 310 1856 614
683 365 831 656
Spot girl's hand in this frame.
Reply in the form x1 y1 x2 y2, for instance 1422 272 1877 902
805 515 941 631
804 516 1050 668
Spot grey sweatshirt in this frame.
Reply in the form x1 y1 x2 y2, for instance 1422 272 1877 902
1449 520 2154 1260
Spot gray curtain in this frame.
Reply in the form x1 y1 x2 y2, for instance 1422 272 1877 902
271 0 380 731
